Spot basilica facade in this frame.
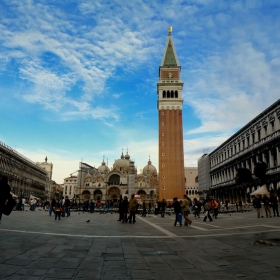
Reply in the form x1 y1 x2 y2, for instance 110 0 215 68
68 152 158 203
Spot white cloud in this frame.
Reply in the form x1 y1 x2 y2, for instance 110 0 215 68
185 42 280 135
184 135 230 167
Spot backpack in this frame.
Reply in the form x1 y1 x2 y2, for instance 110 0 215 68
211 201 216 209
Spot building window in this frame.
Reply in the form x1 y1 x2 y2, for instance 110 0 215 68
252 133 255 144
162 132 164 136
65 186 67 193
258 129 261 141
242 139 245 149
161 122 164 126
238 142 240 152
264 125 267 134
162 142 164 146
161 111 164 115
247 136 250 147
163 91 166 98
162 164 165 167
162 153 165 156
162 175 165 178
271 121 275 130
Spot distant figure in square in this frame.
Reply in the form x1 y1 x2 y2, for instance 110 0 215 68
129 194 138 224
173 197 182 226
54 202 63 220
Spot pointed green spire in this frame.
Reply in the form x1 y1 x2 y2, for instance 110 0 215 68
161 28 179 67
163 39 177 66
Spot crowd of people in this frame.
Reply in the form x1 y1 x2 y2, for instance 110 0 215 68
1 172 279 226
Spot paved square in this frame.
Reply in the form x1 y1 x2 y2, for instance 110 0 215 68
1 209 280 279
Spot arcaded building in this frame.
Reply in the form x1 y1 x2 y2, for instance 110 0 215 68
201 99 280 203
157 28 185 201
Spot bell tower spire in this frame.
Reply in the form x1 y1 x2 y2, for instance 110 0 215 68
157 27 185 201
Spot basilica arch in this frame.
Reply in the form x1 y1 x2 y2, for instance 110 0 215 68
137 190 146 200
94 189 102 202
82 190 90 200
108 174 120 186
108 187 120 202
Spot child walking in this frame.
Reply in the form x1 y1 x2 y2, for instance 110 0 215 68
55 202 62 220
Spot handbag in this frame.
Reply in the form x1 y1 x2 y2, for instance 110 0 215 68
2 194 16 216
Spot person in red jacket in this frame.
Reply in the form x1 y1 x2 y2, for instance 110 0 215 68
210 198 219 219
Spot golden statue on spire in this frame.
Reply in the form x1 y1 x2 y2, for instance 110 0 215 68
168 26 172 33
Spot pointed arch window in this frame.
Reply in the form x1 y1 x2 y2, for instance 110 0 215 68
175 91 178 98
167 91 170 98
163 91 166 98
171 91 174 98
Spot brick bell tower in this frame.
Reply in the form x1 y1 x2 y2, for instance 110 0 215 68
157 27 185 201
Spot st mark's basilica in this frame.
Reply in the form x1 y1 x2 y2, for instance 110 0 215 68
63 152 158 203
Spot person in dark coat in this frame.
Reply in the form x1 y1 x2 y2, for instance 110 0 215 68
161 199 166 218
121 196 129 223
0 175 11 223
253 195 262 218
172 197 182 226
117 196 123 221
270 194 279 217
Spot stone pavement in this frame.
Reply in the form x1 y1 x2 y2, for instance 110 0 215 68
1 208 280 280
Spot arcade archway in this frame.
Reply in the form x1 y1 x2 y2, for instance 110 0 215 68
82 190 90 200
108 187 120 202
94 189 102 202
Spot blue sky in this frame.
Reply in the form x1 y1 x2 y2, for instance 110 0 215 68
0 0 279 183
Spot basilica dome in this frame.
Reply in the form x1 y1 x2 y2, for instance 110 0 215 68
143 158 157 176
113 152 130 172
98 160 110 174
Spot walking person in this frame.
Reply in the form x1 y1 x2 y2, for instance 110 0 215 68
235 201 239 212
253 195 262 218
0 175 13 224
225 199 229 211
203 200 213 222
117 197 123 221
262 194 272 218
21 197 26 211
270 194 279 217
211 198 219 219
64 196 71 217
60 196 65 217
121 196 129 223
161 199 166 218
182 195 192 226
49 196 56 216
29 198 35 211
142 200 147 217
54 202 62 220
238 200 243 213
128 194 138 224
193 198 201 218
173 197 182 226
